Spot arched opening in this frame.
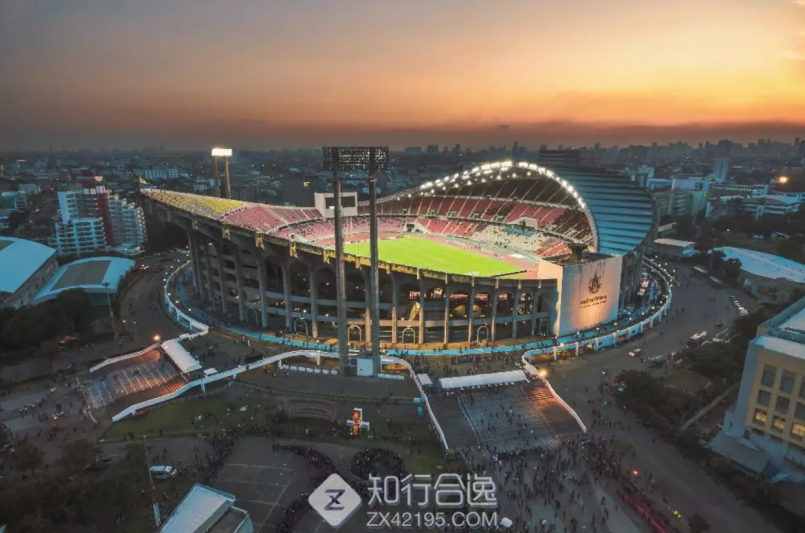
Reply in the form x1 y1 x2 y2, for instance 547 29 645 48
397 282 419 323
288 262 309 298
498 292 515 317
346 272 366 320
474 291 492 318
450 290 470 319
401 327 417 344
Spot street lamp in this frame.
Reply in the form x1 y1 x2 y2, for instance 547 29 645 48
153 334 161 343
211 147 233 198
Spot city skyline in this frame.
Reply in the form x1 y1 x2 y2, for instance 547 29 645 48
2 0 805 149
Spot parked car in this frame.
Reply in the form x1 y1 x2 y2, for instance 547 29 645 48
149 466 177 480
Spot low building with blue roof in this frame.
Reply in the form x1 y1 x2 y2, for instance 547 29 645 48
0 236 59 309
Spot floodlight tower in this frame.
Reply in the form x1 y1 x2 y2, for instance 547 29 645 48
211 147 233 198
323 146 389 376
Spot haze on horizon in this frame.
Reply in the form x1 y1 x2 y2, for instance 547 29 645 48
1 0 805 150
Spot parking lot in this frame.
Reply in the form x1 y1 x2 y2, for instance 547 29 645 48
214 437 367 533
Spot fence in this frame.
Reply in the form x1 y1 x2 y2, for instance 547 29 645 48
163 258 675 358
110 347 451 451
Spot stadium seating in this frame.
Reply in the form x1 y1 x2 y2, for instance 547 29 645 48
82 348 182 411
146 191 245 219
453 381 582 453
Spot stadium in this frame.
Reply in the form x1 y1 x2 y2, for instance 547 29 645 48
141 160 656 346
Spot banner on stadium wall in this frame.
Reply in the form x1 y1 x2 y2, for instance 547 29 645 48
555 255 622 336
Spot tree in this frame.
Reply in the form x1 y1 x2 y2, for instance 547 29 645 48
59 439 98 475
0 423 11 448
688 513 710 533
721 258 742 283
13 440 44 476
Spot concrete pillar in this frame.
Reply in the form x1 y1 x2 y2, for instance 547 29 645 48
309 266 319 338
212 241 229 315
512 285 522 339
418 278 425 345
552 346 557 361
281 262 292 330
467 285 476 343
443 283 452 345
363 270 371 340
232 246 246 322
490 288 499 341
187 233 201 294
530 291 540 337
203 241 214 306
391 274 398 342
256 254 269 328
575 342 579 357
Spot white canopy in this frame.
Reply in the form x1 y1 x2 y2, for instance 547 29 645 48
161 339 202 373
203 368 218 376
417 374 433 386
439 370 527 390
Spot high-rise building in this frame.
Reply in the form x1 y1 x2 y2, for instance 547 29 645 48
712 157 729 182
52 185 146 256
716 297 805 480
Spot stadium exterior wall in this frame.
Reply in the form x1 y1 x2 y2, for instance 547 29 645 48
540 255 623 336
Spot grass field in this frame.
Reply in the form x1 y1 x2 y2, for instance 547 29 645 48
344 236 520 276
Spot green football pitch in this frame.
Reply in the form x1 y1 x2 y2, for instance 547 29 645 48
343 236 522 277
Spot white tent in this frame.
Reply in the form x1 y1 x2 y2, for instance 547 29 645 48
161 339 202 373
439 370 526 390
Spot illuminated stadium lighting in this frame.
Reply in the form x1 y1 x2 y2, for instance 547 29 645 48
211 147 232 157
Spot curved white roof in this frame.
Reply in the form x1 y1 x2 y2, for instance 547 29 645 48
440 370 527 389
713 247 805 284
0 237 56 294
32 256 135 304
161 339 202 373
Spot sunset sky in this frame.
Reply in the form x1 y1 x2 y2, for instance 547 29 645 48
1 0 805 149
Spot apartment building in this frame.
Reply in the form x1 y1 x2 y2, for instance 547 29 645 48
52 185 146 256
719 297 805 481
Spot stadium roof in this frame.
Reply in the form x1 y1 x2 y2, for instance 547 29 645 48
161 339 202 373
32 256 136 304
160 484 249 533
440 370 527 389
392 161 656 256
0 237 56 295
713 247 805 283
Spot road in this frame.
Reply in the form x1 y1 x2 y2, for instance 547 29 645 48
549 262 776 533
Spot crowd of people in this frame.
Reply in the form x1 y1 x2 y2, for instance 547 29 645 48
350 447 408 480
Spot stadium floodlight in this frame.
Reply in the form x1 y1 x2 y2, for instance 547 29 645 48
322 146 389 377
211 147 233 157
210 147 233 198
322 146 389 173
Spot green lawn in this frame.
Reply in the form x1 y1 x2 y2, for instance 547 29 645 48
344 236 520 276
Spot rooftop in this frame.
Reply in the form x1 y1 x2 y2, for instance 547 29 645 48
654 238 695 248
0 237 56 295
160 484 244 533
713 247 805 284
756 296 805 357
32 256 135 304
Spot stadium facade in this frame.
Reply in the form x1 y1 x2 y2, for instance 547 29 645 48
141 160 656 344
